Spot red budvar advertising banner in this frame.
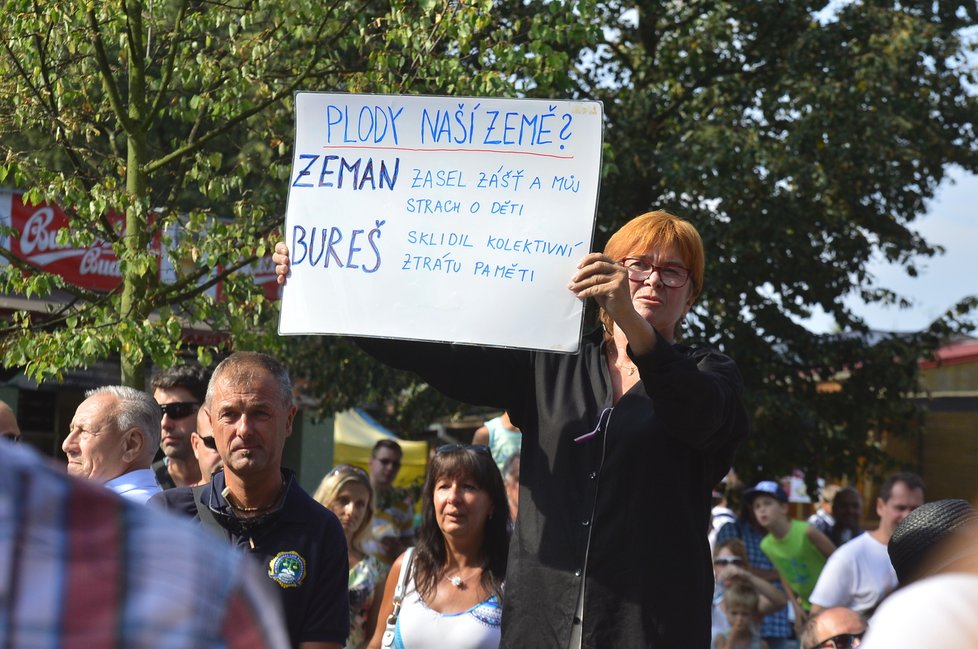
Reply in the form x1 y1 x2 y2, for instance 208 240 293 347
0 190 280 300
2 191 132 292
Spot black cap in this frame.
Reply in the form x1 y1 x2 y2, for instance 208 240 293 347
888 498 978 585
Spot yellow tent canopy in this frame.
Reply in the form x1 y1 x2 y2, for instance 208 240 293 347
332 408 427 488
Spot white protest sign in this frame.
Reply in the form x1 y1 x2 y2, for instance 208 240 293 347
279 92 603 352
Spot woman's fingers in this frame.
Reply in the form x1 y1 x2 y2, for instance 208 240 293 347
273 242 290 285
568 254 626 300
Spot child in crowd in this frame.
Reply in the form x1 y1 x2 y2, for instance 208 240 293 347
746 480 835 632
715 577 767 649
712 538 788 647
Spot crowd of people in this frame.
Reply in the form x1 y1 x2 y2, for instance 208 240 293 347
0 210 976 648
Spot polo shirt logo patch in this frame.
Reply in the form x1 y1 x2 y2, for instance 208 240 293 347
268 551 306 588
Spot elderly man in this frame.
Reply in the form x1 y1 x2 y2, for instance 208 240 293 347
809 472 925 617
63 386 161 503
151 352 349 649
0 400 22 442
151 364 210 488
800 607 867 649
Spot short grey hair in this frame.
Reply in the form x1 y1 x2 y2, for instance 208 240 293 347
205 352 293 408
84 385 162 452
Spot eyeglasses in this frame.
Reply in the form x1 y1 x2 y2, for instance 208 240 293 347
713 557 743 566
436 444 491 456
815 632 864 648
1 432 21 443
619 257 691 288
197 435 218 451
159 402 199 420
328 464 370 480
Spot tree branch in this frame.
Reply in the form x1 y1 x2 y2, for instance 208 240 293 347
87 8 135 135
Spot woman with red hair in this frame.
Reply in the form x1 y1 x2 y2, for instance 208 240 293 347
275 211 749 648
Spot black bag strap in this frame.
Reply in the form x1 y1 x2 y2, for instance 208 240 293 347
192 484 228 540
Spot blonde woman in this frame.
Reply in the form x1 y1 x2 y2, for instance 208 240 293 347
315 465 388 649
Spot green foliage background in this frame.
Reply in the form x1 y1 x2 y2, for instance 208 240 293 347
2 0 976 484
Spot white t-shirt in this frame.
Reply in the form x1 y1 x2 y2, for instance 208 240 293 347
861 574 978 648
808 531 896 614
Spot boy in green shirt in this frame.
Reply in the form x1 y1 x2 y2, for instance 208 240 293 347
745 480 836 633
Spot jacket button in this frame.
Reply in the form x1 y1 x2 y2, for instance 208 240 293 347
582 519 590 527
588 471 597 480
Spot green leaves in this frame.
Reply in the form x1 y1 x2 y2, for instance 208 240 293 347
575 0 978 485
2 0 974 482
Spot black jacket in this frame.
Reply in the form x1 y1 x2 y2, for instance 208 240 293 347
358 328 749 648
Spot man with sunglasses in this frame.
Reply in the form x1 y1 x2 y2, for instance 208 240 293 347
364 439 416 565
189 405 224 485
800 607 866 649
151 364 210 489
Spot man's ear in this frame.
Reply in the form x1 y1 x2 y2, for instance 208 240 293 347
121 427 145 463
285 405 297 438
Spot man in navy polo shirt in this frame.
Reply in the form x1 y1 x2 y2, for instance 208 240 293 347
152 352 348 649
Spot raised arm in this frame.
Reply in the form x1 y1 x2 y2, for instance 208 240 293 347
806 525 836 558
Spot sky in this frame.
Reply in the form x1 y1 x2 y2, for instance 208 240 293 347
804 165 978 334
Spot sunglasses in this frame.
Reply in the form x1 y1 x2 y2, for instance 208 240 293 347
197 435 218 451
436 444 491 456
328 464 370 480
713 557 743 566
159 402 199 420
815 632 864 649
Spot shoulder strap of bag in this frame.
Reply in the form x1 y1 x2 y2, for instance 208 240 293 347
193 484 227 539
381 547 415 648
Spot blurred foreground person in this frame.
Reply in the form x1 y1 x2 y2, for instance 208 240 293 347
0 438 290 648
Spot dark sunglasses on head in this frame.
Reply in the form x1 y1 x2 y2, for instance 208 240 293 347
436 443 491 456
159 402 199 420
815 632 864 649
197 434 218 451
328 464 369 479
713 557 743 566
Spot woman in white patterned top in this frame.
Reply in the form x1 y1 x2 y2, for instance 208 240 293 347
367 445 509 649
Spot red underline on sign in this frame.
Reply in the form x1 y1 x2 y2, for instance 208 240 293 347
321 144 574 160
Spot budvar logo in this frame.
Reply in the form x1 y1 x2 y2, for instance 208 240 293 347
19 205 120 277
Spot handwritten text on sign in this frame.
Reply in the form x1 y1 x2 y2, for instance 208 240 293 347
279 93 603 352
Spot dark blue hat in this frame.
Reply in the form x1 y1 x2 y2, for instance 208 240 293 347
744 480 788 505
